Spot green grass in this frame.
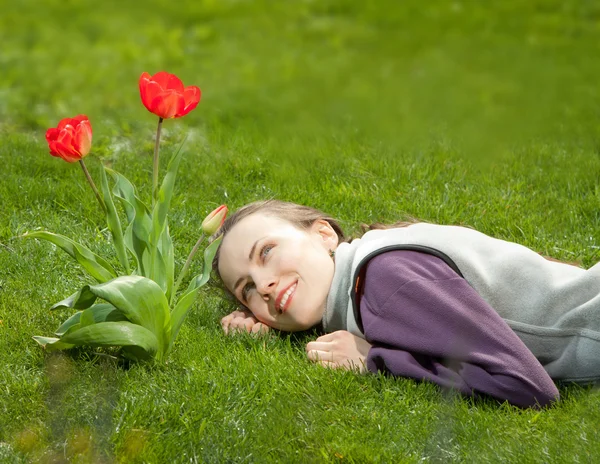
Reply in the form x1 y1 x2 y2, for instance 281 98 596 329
1 0 600 461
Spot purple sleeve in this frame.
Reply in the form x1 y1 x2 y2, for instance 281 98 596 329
360 251 559 408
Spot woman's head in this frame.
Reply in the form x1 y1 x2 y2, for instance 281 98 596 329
214 200 345 332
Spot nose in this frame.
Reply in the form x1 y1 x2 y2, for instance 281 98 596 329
256 273 278 301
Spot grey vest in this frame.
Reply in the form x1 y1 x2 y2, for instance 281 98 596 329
322 223 600 382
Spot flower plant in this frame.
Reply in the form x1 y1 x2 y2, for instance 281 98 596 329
25 71 226 363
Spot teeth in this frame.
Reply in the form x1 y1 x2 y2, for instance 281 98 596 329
279 283 297 311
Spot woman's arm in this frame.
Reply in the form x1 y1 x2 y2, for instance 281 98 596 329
360 251 560 408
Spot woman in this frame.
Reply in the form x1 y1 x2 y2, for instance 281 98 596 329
214 200 600 408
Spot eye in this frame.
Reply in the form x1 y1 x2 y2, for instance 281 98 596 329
242 281 255 301
260 244 274 260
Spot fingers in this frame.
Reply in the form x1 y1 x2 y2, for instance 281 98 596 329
306 338 332 352
242 317 255 333
313 330 351 343
221 313 250 334
230 316 253 334
310 357 365 372
230 309 251 319
221 309 270 336
251 322 270 334
306 331 370 374
308 357 351 371
306 349 334 362
220 314 233 334
317 360 337 370
220 310 249 333
313 332 336 342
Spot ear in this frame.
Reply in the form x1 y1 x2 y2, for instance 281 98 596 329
311 219 339 250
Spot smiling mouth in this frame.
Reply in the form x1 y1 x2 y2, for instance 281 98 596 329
277 282 297 313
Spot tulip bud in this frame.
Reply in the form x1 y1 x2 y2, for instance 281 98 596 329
202 205 228 235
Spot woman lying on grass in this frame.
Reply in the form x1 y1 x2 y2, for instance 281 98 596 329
214 200 600 408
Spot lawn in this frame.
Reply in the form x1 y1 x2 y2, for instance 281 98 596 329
1 0 600 462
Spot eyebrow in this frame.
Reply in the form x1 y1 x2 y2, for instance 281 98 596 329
232 238 263 296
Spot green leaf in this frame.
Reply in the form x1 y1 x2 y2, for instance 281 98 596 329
60 275 171 360
51 288 97 311
60 322 159 359
151 146 185 246
22 231 116 282
109 169 152 277
188 235 222 291
152 224 174 301
32 336 75 351
121 345 155 362
55 313 82 336
148 148 185 300
55 304 127 336
80 308 95 327
169 287 199 351
107 168 136 222
101 166 130 273
169 236 222 350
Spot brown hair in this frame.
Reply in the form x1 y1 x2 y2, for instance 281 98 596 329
216 200 346 243
357 219 419 235
212 200 419 276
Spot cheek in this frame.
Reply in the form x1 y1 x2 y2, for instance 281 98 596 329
298 250 331 280
248 299 269 321
276 240 330 278
276 248 303 271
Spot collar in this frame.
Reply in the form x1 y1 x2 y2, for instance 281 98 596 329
322 238 361 333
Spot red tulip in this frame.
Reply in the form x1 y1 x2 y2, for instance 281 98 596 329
45 115 92 163
139 71 201 119
202 205 228 235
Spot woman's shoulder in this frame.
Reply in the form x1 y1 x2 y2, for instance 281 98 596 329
362 250 461 305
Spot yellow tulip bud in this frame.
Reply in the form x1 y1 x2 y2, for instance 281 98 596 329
201 205 228 235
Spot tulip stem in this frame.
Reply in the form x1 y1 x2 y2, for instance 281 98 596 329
172 233 206 303
79 160 106 212
152 117 164 207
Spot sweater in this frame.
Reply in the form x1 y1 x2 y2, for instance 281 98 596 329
322 223 600 382
359 250 559 407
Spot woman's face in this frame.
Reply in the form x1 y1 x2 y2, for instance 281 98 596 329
218 213 338 332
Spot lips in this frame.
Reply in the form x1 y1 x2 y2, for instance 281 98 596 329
275 281 297 313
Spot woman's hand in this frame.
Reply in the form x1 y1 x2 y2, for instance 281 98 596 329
220 309 270 335
306 330 372 373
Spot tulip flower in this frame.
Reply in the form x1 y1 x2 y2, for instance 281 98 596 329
139 71 201 120
139 71 201 207
45 115 105 211
45 115 92 163
202 205 228 235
